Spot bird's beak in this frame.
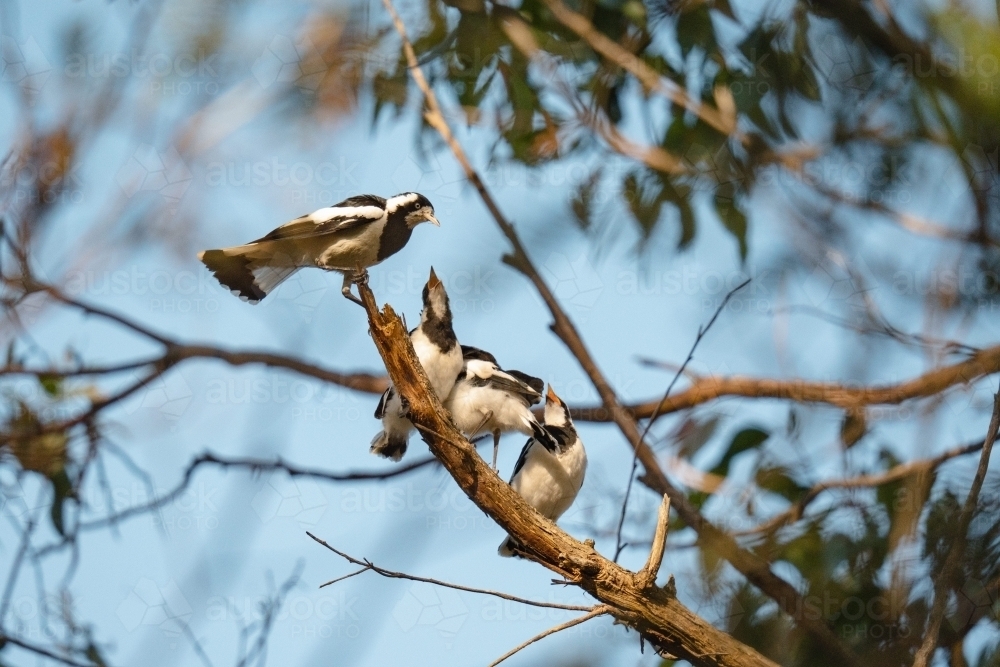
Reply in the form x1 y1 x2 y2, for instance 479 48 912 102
427 267 442 289
426 212 441 226
546 385 559 403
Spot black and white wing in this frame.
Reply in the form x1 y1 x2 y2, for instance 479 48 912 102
460 345 498 364
509 437 535 482
474 369 542 406
505 370 544 403
255 194 387 242
374 386 394 419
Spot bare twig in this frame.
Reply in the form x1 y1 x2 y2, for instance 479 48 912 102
0 634 97 667
354 275 780 666
486 605 612 667
636 495 670 590
307 532 594 611
913 379 1000 667
30 452 440 551
378 2 859 662
571 345 1000 422
614 278 749 561
732 439 988 537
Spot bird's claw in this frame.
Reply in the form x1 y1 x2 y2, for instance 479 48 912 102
341 283 364 307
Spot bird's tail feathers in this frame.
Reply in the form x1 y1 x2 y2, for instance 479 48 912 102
497 535 520 557
198 245 299 303
370 430 408 462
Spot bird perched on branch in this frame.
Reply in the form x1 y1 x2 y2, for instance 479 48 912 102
444 345 545 471
198 192 439 304
499 386 587 557
371 268 463 461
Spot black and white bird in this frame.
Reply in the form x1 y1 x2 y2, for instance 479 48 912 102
499 386 587 557
198 192 439 304
371 268 463 461
443 345 545 471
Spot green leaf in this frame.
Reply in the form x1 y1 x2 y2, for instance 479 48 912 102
49 468 74 536
676 5 715 58
839 408 867 448
570 169 602 230
674 415 720 459
756 465 807 501
39 375 62 397
715 194 747 259
711 427 768 476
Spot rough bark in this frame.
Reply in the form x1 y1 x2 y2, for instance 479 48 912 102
357 283 779 667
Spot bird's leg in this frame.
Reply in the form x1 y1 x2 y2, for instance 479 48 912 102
469 411 493 440
492 430 501 472
341 273 364 306
467 411 496 468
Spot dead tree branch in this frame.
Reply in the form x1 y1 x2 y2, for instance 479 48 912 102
732 439 989 538
913 380 1000 667
307 532 594 611
378 2 862 662
486 606 612 667
572 347 1000 422
355 275 778 667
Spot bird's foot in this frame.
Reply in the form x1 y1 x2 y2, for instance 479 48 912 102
352 267 369 286
341 283 364 306
341 273 365 307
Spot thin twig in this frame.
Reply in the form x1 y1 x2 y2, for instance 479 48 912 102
913 379 1000 667
572 344 1000 423
307 532 594 611
636 495 670 589
731 439 988 537
614 278 749 561
379 3 857 663
487 605 611 667
0 634 97 667
32 452 439 556
0 499 41 624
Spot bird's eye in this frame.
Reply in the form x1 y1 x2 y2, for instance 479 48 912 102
415 203 422 209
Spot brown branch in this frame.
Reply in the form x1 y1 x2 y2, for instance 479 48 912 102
355 278 779 667
486 606 612 667
913 380 1000 667
614 278 749 561
636 495 670 590
731 440 987 538
16 284 388 395
307 532 594 611
0 634 97 667
73 452 439 533
539 0 738 139
572 346 1000 422
380 3 862 662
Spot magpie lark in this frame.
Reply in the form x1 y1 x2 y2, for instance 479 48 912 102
443 345 545 471
499 386 587 557
198 192 439 304
370 268 463 461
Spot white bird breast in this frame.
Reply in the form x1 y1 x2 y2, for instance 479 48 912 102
410 329 463 399
511 439 586 521
316 217 385 271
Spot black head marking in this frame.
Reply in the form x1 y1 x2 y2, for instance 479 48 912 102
419 275 458 353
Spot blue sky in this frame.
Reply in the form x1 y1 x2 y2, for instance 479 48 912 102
2 0 999 665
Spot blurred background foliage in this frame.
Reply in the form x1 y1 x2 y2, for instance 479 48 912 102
3 0 1000 666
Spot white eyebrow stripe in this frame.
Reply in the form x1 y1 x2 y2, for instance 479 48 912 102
307 205 384 223
386 192 419 212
